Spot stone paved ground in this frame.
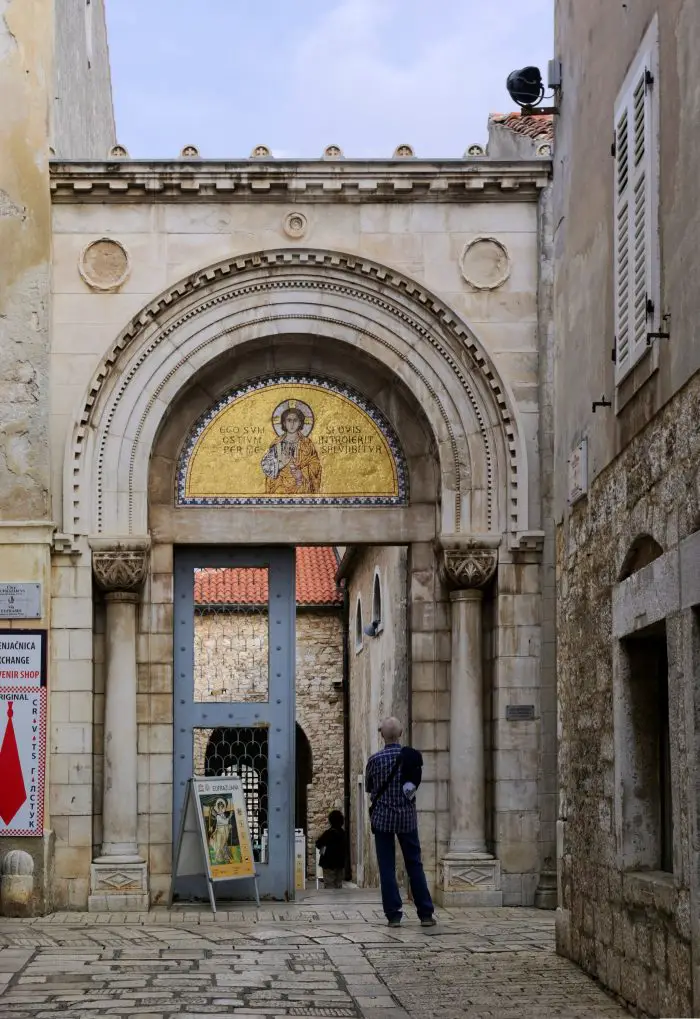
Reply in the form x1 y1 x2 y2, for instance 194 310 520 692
0 894 629 1019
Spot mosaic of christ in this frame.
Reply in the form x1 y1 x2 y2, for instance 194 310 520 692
260 399 322 495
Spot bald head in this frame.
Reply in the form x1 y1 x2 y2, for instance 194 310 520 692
379 717 403 743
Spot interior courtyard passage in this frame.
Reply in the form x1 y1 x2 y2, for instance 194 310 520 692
0 897 629 1019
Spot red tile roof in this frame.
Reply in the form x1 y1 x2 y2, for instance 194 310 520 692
489 111 554 141
194 547 342 607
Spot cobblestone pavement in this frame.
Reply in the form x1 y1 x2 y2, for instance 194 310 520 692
0 898 629 1019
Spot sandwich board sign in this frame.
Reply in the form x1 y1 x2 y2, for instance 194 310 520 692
169 776 259 912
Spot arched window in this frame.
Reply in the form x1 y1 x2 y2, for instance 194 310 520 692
372 571 383 635
355 597 363 652
618 534 663 580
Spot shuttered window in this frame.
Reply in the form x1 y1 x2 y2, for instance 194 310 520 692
613 37 658 383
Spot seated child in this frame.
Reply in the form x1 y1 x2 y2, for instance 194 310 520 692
316 810 346 889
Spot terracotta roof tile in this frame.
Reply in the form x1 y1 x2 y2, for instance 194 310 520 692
489 111 554 141
194 547 342 607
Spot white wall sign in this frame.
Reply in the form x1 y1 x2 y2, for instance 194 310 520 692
0 584 42 619
568 439 589 505
0 631 44 684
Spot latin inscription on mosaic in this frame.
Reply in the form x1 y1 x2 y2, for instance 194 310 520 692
177 375 408 506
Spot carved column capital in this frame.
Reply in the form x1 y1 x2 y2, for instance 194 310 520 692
89 536 150 594
442 548 498 590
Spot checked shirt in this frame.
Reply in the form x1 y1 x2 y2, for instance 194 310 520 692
365 742 418 834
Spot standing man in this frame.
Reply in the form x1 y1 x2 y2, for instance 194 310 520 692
365 717 436 928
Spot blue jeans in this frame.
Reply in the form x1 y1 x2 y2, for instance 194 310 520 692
374 829 434 921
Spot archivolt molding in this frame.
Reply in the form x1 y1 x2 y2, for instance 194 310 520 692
65 249 528 539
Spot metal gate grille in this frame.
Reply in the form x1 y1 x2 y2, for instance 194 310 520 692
194 725 269 862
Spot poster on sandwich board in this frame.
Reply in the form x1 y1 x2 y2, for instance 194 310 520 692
170 775 258 912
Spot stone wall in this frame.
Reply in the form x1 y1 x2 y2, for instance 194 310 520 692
556 375 700 1017
295 612 345 869
52 0 115 159
346 547 409 889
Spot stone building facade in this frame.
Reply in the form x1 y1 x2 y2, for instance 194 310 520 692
0 2 559 915
553 2 700 1015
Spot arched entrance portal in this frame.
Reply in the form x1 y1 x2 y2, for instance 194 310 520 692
76 249 539 907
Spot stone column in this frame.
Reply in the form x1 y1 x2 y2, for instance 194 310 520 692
88 537 150 912
438 539 502 906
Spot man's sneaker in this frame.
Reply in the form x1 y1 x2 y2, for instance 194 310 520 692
387 918 402 928
420 916 437 927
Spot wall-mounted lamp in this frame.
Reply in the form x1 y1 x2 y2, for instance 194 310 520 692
506 60 561 115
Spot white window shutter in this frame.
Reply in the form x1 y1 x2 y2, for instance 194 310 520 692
630 68 653 364
614 99 632 379
614 44 656 383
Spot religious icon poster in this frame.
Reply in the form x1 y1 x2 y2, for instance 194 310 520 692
193 777 256 881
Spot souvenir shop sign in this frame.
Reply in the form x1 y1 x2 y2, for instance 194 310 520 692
0 630 47 836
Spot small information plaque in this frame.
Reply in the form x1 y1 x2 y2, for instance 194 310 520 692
506 704 536 722
0 584 42 620
568 439 588 505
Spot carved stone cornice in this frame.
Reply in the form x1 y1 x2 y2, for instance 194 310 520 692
437 534 500 590
50 159 551 205
90 537 150 594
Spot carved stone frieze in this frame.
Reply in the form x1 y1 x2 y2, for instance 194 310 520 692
442 548 498 590
90 537 150 593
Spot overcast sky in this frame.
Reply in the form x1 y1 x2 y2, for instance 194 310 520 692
105 0 554 160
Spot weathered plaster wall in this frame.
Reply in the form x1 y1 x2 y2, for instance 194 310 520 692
0 0 52 521
0 0 54 915
52 0 115 159
553 0 700 515
346 546 409 889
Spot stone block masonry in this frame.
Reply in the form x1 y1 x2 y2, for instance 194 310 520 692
556 373 700 1018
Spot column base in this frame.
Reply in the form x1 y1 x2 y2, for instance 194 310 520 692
534 869 558 909
436 852 503 907
88 857 149 912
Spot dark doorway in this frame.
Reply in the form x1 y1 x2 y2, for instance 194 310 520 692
296 724 313 835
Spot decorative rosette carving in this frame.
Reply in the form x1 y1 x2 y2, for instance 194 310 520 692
442 548 498 590
91 538 150 593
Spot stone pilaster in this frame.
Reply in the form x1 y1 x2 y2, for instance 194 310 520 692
88 537 150 912
437 536 503 906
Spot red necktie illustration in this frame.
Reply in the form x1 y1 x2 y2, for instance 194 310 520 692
0 702 27 825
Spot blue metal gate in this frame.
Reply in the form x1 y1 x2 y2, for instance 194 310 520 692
173 547 296 901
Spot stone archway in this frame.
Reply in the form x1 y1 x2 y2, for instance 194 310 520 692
75 248 540 910
63 247 530 542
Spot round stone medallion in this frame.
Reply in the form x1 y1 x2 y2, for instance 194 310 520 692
79 238 130 291
459 236 511 291
283 211 308 239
